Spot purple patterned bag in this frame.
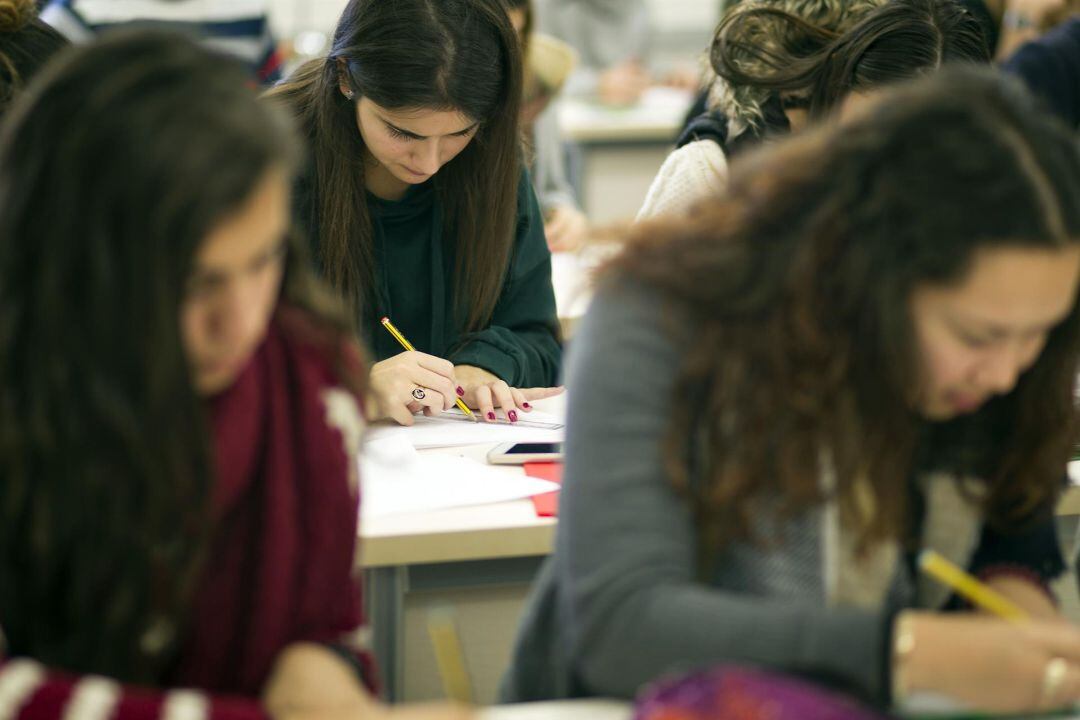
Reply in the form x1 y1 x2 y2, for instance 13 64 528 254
634 666 891 720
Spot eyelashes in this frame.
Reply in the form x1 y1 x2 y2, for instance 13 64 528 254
385 124 476 142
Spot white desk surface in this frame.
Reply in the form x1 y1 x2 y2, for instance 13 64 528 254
477 700 631 720
559 87 694 144
359 398 565 569
357 393 1080 568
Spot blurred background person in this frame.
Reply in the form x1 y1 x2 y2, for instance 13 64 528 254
507 0 588 252
40 0 283 83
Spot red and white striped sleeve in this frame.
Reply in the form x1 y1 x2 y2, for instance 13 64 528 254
0 658 270 720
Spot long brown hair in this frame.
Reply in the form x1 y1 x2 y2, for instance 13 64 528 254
0 31 359 681
267 0 523 333
608 67 1080 553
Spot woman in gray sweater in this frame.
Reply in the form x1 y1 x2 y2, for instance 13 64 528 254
504 67 1080 713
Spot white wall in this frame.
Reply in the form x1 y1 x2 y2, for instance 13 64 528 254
267 0 719 55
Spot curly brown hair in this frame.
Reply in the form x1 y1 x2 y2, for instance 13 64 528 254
710 0 988 136
607 67 1080 553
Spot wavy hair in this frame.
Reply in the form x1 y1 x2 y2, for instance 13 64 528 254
0 31 355 680
267 0 523 333
608 67 1080 552
0 0 67 116
710 0 988 138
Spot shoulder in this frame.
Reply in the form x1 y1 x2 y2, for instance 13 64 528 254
567 275 684 386
510 167 549 253
273 306 366 485
515 166 542 210
274 305 367 398
666 140 729 180
637 140 729 220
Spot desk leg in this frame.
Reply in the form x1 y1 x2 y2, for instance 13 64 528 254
367 566 407 702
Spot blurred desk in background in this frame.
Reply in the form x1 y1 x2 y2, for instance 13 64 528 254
559 87 694 224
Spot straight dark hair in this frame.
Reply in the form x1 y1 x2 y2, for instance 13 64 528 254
505 0 534 55
609 67 1080 553
0 31 352 681
712 0 989 120
268 0 523 333
0 0 67 115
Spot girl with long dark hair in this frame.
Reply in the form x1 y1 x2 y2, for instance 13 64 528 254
505 67 1080 713
269 0 563 427
0 31 465 720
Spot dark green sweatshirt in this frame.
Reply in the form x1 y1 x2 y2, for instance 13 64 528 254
298 168 562 388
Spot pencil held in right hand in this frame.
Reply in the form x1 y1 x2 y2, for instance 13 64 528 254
896 611 1080 712
368 351 462 425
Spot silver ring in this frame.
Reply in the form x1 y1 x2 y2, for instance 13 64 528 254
1041 657 1068 708
411 387 426 401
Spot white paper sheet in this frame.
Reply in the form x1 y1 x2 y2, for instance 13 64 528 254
477 701 631 720
359 437 559 520
364 408 565 449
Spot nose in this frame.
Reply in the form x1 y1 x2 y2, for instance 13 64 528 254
216 276 264 351
412 139 442 175
974 343 1026 395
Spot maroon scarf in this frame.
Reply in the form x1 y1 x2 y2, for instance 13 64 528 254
167 307 365 695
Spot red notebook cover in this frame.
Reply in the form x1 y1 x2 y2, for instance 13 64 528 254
524 462 563 517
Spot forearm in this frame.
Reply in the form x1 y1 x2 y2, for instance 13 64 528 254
0 657 268 720
263 643 373 718
569 581 889 701
450 324 561 387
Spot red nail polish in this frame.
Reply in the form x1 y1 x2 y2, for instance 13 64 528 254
522 402 532 409
508 410 518 422
487 412 496 421
456 386 465 397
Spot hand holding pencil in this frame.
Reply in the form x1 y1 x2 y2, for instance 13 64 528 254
366 318 468 426
372 317 563 426
887 550 1080 713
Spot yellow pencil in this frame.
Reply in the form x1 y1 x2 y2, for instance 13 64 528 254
918 549 1029 622
379 316 477 421
426 607 474 703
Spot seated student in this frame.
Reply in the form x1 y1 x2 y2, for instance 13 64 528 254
0 32 465 720
534 0 652 105
506 0 589 254
1002 16 1080 127
268 0 563 428
0 0 66 115
961 0 1078 60
503 67 1080 713
637 0 988 220
40 0 282 83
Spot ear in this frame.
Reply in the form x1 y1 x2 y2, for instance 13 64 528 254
335 57 354 99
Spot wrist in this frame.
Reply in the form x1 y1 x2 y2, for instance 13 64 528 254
892 611 918 704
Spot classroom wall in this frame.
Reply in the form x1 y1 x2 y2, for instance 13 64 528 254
266 0 720 61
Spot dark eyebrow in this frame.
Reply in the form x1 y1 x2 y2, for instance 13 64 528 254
379 114 478 140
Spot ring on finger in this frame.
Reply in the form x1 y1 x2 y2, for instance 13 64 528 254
1041 657 1069 708
412 387 426 401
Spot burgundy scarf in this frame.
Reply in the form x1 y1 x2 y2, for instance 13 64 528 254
167 307 366 695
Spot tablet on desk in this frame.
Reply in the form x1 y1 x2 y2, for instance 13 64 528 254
487 442 564 464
